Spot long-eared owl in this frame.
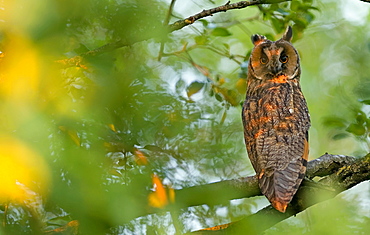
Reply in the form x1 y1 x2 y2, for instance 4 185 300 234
242 26 310 213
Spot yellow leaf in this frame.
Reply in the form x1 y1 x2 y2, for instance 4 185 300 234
219 77 226 86
109 169 122 177
236 78 247 94
0 136 50 204
0 34 40 103
168 187 175 204
67 130 81 147
103 142 112 148
217 87 239 106
59 126 81 146
108 124 117 132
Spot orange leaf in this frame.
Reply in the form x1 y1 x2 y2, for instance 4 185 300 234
148 175 169 208
134 149 148 165
192 63 210 77
200 222 235 231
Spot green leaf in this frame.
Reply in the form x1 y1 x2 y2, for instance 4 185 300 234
264 33 275 41
215 93 223 102
332 132 349 140
222 43 230 50
46 215 73 227
186 81 205 97
346 123 366 136
322 117 347 129
144 145 163 152
277 8 289 16
195 35 209 45
211 27 232 37
359 99 370 105
366 117 370 130
303 12 315 23
290 0 300 11
175 78 186 94
199 19 209 27
220 109 227 124
218 87 239 106
308 6 320 12
356 111 368 124
293 17 308 29
270 17 284 33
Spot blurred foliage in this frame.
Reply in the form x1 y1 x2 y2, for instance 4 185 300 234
259 0 318 40
0 0 369 234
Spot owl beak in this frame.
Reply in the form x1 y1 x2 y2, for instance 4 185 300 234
271 66 282 75
270 62 282 76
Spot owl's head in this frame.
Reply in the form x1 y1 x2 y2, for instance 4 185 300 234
248 26 300 81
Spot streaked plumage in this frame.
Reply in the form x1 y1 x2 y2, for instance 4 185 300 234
242 26 310 212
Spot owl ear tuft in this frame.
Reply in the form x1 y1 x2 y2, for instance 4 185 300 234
251 34 267 46
282 26 293 42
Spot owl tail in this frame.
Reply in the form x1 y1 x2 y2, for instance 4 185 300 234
259 159 307 213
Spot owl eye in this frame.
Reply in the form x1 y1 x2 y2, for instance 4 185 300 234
279 55 289 63
260 56 268 64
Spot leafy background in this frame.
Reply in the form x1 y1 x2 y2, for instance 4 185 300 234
0 0 369 234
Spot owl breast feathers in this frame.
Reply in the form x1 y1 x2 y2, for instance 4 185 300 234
242 26 311 212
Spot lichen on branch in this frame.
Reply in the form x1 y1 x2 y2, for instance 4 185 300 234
188 153 370 234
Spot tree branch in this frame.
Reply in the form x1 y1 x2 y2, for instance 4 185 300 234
56 0 291 68
44 153 369 234
168 0 290 32
114 153 366 227
306 153 357 178
188 153 370 234
175 153 357 209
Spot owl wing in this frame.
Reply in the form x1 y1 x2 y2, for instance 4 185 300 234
258 132 309 212
243 82 310 212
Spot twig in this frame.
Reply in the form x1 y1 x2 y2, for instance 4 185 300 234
44 220 79 235
55 41 127 69
158 0 177 61
56 0 292 68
